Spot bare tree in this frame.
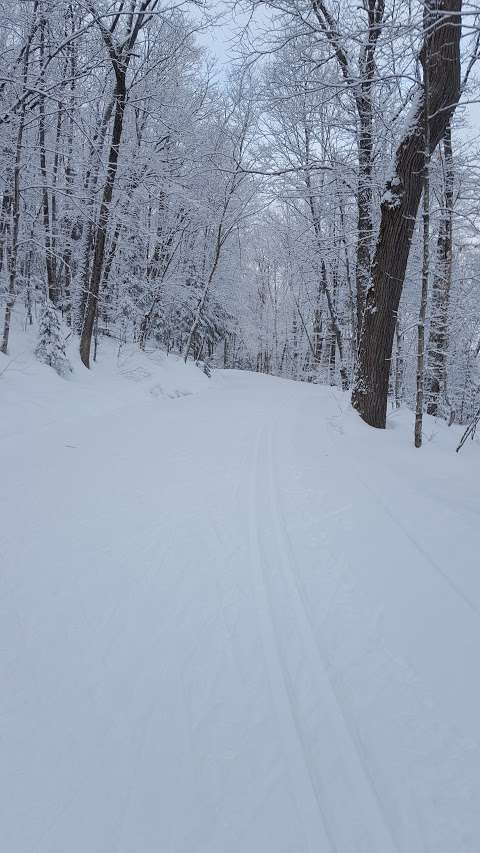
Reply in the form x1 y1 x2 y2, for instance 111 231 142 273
79 0 160 368
1 5 38 354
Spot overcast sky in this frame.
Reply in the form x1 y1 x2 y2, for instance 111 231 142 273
199 9 480 140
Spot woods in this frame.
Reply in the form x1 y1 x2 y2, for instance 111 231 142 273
1 0 479 441
2 4 480 845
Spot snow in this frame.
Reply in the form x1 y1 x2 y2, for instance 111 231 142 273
1 329 480 852
381 188 402 209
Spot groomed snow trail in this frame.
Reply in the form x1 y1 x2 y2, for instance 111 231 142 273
1 367 479 852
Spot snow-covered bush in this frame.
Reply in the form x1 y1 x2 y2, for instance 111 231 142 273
35 301 72 377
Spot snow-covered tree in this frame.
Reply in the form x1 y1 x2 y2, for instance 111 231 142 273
35 300 72 377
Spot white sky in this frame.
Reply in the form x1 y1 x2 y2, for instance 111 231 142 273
199 8 480 139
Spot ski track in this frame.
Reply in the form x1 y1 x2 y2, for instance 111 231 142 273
248 423 332 852
1 370 480 852
264 421 399 851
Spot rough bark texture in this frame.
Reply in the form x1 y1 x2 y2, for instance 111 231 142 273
352 0 462 428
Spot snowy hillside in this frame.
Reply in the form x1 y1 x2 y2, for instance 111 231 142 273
1 333 479 852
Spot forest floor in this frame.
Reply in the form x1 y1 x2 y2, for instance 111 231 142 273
1 332 480 852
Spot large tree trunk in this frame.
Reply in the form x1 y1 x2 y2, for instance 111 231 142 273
426 123 454 416
351 0 462 428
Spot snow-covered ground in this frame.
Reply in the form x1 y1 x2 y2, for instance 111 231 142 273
1 330 480 852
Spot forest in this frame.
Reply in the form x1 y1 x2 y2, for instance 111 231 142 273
1 0 479 444
2 3 480 851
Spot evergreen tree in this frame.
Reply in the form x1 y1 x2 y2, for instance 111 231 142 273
35 300 72 377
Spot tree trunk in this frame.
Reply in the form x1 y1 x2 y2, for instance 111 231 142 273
80 75 126 368
351 0 462 428
426 123 454 416
355 104 374 343
0 11 35 353
1 119 25 354
414 21 431 449
305 168 348 389
183 222 224 363
38 16 57 302
312 281 323 367
394 316 404 408
321 260 348 390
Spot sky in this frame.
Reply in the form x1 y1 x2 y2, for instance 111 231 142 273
199 5 480 139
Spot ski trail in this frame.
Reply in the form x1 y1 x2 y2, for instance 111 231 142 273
248 424 332 853
350 456 480 619
265 419 399 851
248 414 399 852
4 371 479 852
321 412 480 619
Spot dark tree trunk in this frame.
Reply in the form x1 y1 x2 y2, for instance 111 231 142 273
0 9 35 353
352 0 462 428
80 75 126 368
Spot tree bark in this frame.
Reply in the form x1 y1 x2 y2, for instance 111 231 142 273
0 8 36 353
352 0 462 428
414 14 431 449
38 16 57 302
426 123 454 416
355 0 385 343
79 75 126 367
394 314 404 408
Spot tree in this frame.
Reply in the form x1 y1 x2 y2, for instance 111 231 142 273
426 124 454 417
35 299 72 376
352 0 462 428
79 0 160 368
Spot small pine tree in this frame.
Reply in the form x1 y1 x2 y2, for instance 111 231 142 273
35 300 72 377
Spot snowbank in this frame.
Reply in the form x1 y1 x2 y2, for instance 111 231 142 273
0 323 210 441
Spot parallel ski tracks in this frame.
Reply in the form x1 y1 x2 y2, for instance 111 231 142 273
248 420 399 852
248 424 332 852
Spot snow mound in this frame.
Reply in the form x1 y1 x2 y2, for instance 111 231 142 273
0 324 210 441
